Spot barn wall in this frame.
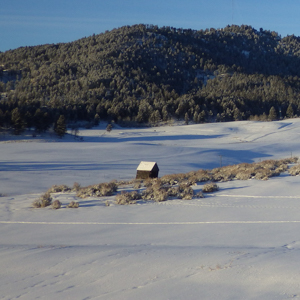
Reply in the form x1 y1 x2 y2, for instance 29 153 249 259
136 170 159 179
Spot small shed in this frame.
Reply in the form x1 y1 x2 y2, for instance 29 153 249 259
136 161 159 179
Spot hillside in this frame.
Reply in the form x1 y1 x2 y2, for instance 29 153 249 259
2 119 300 299
1 24 300 133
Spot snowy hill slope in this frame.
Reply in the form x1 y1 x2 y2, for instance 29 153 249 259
1 120 300 299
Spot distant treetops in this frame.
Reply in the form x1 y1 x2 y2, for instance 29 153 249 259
1 24 300 135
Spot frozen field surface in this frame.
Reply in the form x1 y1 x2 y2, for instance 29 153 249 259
1 120 300 299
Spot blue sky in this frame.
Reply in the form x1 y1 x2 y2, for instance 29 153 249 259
1 0 300 52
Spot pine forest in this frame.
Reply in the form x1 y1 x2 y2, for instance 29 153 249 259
1 24 300 134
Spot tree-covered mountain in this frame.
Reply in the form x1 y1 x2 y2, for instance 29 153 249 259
1 24 300 133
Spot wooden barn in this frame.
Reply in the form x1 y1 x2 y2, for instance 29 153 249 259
136 161 159 179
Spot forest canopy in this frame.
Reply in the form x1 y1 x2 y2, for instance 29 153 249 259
1 24 300 134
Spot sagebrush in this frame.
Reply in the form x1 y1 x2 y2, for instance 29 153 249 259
34 157 298 206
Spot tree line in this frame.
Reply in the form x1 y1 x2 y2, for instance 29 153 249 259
1 24 300 135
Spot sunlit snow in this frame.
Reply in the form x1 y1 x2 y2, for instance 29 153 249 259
1 119 300 299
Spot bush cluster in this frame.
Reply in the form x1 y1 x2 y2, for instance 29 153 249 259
159 158 297 186
67 201 79 208
202 183 219 193
52 199 61 209
288 164 300 176
32 157 298 208
76 181 118 198
32 192 52 208
47 184 71 193
115 191 142 205
141 179 197 202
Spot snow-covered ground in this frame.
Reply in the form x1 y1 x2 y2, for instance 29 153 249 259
1 119 300 299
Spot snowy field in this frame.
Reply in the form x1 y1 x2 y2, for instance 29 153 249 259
1 119 300 299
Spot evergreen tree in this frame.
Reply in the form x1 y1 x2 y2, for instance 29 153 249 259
184 112 189 125
4 24 300 131
11 108 25 135
55 115 66 138
94 113 100 125
268 106 277 121
149 110 161 125
286 104 294 118
0 108 4 127
198 110 206 123
193 112 199 124
233 108 243 121
33 108 44 133
106 123 113 132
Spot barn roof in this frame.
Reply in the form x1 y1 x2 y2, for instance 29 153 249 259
136 161 158 171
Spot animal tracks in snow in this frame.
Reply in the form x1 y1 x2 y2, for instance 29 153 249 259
155 193 300 210
283 241 300 250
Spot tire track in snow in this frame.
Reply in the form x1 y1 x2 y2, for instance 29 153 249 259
155 194 300 209
157 202 300 209
2 220 300 225
213 194 300 199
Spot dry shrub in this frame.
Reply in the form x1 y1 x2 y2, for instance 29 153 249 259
236 163 256 180
178 185 194 200
32 200 42 208
160 169 212 185
115 191 141 205
258 159 278 170
195 191 205 198
141 186 154 200
202 183 219 193
167 187 180 197
72 182 81 192
116 179 134 187
52 199 61 209
235 171 253 180
153 189 169 202
208 158 297 182
160 173 187 185
143 178 164 190
77 181 118 198
212 166 235 182
283 157 298 164
289 164 300 176
253 166 273 180
100 182 118 196
143 178 156 188
151 180 169 202
133 180 142 189
160 174 175 185
67 201 79 208
188 169 212 183
275 164 288 173
142 185 169 202
32 192 52 208
142 181 195 202
47 184 71 193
